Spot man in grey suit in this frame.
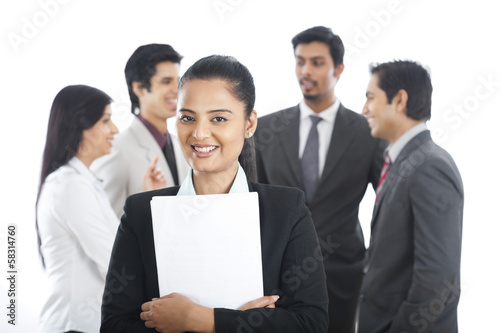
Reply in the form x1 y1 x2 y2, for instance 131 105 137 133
358 60 463 332
92 44 189 217
255 26 386 333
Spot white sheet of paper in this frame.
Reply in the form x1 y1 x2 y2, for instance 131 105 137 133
151 192 263 310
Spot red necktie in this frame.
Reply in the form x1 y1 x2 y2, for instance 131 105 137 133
376 154 392 203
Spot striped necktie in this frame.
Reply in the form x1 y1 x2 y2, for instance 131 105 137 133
376 154 392 203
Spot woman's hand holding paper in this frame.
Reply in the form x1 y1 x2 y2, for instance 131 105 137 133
140 293 215 333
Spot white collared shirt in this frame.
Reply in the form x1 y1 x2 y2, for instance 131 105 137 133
177 163 249 196
298 98 340 178
387 122 428 163
37 157 119 333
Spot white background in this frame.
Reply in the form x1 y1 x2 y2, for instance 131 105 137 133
1 0 499 331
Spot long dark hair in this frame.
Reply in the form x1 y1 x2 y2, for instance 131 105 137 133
178 55 257 182
36 84 112 267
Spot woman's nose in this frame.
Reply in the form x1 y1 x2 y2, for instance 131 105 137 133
111 120 119 134
193 120 210 140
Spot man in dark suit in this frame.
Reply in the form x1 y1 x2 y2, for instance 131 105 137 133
358 60 463 332
255 26 386 333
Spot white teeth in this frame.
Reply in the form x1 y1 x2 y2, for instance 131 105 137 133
193 146 216 153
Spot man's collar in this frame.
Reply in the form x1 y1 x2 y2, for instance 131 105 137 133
387 122 428 163
137 114 169 148
299 98 340 123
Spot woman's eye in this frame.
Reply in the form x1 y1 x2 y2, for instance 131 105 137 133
213 116 227 123
180 115 194 122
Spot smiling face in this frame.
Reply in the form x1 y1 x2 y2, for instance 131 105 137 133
78 105 119 164
136 61 180 124
176 79 256 177
295 41 343 110
362 74 400 143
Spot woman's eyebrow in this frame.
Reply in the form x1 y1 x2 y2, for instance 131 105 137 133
178 109 233 114
208 109 233 114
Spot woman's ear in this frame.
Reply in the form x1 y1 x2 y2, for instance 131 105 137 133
246 110 258 138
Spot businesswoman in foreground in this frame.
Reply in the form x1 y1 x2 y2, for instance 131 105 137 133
101 55 329 333
36 85 165 333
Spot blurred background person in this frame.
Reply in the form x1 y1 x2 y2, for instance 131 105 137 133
92 44 190 218
36 85 165 333
255 26 386 332
358 61 463 332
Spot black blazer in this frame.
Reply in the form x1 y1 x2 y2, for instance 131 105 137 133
101 182 329 332
358 131 463 332
255 104 386 300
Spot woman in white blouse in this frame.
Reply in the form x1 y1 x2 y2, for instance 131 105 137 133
36 85 166 333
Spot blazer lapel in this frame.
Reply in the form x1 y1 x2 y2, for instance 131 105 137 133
370 130 432 228
129 117 174 182
312 104 356 202
278 106 302 187
370 163 398 227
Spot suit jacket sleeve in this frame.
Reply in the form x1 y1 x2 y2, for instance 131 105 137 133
214 190 328 332
101 194 156 333
388 157 463 332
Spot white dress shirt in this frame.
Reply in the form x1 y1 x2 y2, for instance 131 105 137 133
37 157 119 333
387 122 428 163
298 98 340 178
177 162 249 196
